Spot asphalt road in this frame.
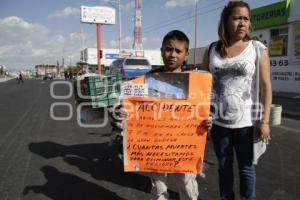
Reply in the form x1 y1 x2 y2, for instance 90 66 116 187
0 79 299 200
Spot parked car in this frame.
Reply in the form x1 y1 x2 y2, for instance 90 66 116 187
43 73 53 80
108 57 152 80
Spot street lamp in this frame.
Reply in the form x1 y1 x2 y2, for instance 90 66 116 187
105 0 122 56
118 0 122 56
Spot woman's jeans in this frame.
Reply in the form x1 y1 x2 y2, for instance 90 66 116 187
211 124 256 200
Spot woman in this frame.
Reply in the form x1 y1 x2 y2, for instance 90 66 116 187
202 1 272 200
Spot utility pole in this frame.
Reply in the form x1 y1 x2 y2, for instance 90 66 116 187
118 0 122 56
106 0 122 56
133 0 143 50
96 23 101 74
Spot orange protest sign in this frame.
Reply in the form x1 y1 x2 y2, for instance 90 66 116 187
123 72 212 174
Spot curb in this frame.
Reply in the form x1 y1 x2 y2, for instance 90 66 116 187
273 92 300 99
0 78 13 83
282 110 300 118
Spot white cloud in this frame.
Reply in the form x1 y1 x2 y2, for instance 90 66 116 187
108 36 161 49
100 0 134 12
0 16 48 40
0 16 85 70
143 37 161 48
69 32 84 42
109 36 133 49
165 0 198 8
122 1 135 12
0 15 161 71
0 16 48 51
48 7 80 19
109 39 119 48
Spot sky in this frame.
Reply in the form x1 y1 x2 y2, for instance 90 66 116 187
0 0 282 71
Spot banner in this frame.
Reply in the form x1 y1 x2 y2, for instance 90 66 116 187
292 22 300 61
123 72 212 174
270 38 284 56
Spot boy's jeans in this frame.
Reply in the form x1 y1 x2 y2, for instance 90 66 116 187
211 125 256 200
149 173 198 200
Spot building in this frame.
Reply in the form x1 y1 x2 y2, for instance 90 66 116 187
251 0 300 93
188 0 300 93
35 64 64 76
80 48 164 72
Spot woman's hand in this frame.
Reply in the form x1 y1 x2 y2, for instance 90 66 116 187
258 123 271 143
197 116 213 139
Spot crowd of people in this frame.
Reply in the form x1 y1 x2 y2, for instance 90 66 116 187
64 71 77 80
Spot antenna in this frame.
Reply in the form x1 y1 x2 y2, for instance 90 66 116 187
133 0 143 50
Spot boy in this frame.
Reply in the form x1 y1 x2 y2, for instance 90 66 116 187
114 30 211 200
147 30 199 200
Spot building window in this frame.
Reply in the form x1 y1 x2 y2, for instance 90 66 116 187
269 27 288 56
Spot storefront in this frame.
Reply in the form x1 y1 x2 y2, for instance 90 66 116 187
251 0 300 93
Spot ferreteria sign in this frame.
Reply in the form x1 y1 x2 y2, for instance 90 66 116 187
251 1 290 30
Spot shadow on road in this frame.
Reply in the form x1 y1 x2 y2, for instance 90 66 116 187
23 166 125 200
27 141 151 194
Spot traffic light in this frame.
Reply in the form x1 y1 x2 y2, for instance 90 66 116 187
100 50 103 58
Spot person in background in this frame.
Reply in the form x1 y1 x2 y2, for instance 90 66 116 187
202 1 272 200
18 73 24 84
69 72 73 80
64 71 69 80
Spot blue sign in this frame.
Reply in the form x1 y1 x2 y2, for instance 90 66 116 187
105 53 119 59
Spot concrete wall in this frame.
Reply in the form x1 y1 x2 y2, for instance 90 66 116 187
289 0 300 22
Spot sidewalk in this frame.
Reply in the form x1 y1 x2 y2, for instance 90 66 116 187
0 77 13 82
273 91 300 99
273 91 300 118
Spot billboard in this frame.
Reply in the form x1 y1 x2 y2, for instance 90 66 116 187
81 6 115 24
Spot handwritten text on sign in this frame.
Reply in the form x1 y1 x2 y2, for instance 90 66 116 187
121 82 148 97
123 72 212 174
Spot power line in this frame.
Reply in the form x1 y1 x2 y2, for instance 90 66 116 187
143 5 224 34
112 0 225 47
143 0 224 32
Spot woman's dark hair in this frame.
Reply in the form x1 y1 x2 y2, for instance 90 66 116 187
217 1 252 57
162 30 189 51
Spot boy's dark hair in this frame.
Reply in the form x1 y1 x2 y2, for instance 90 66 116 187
162 30 189 51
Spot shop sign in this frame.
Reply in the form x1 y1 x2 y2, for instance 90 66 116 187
291 22 300 61
251 1 290 30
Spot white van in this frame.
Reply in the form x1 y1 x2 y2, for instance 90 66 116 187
108 57 151 80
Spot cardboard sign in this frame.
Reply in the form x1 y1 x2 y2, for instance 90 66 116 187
123 72 212 174
121 82 148 97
